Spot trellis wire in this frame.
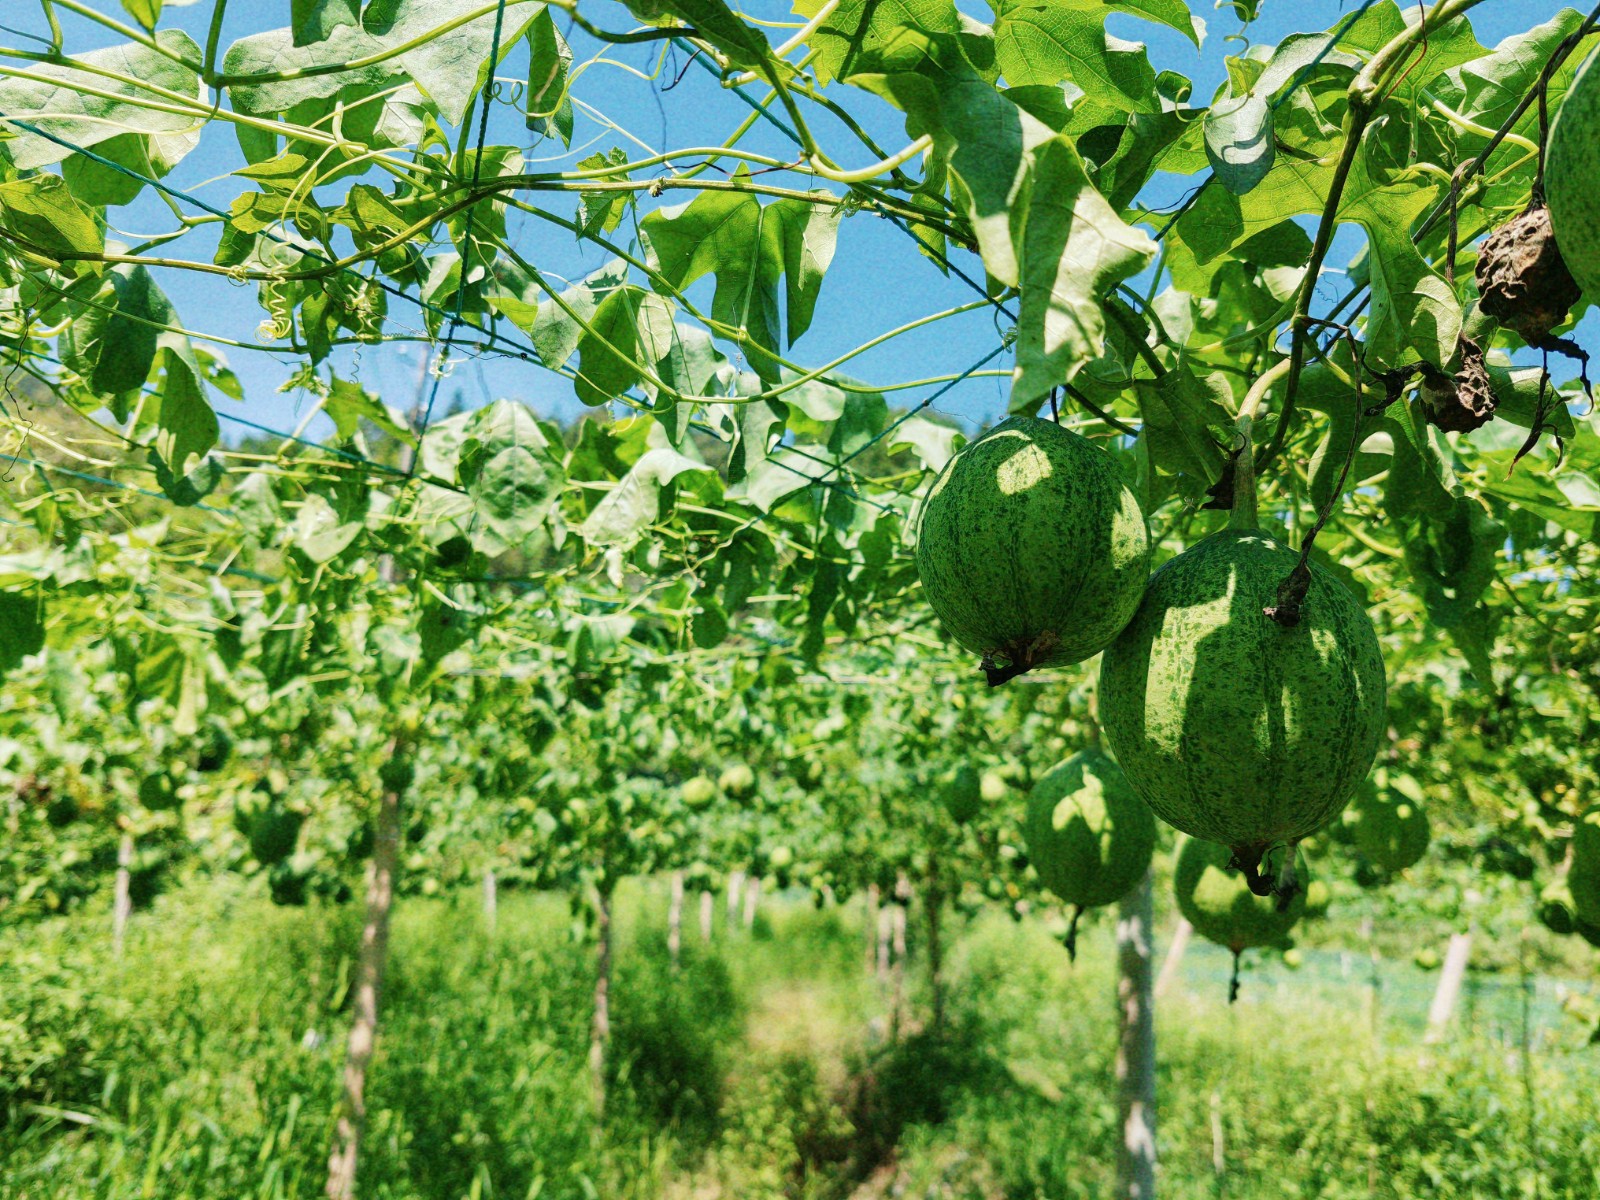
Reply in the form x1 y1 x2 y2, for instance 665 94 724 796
407 0 512 479
0 115 547 369
17 348 410 475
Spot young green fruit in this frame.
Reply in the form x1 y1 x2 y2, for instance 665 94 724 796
940 764 982 825
1547 46 1600 300
1174 836 1308 956
1176 836 1308 999
1101 529 1385 881
719 763 756 799
1567 806 1600 926
138 772 180 812
1023 748 1155 958
1348 780 1430 873
680 776 717 809
914 416 1150 683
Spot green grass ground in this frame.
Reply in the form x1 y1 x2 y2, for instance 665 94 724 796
1 879 1598 1199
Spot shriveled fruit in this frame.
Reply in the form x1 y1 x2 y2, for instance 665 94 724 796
1475 202 1581 347
1568 806 1600 925
1101 529 1385 888
940 764 982 825
1022 748 1155 958
914 416 1150 684
1348 777 1430 873
1547 46 1600 302
1417 335 1497 433
1175 836 1308 1000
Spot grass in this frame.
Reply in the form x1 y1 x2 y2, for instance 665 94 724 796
0 876 1598 1198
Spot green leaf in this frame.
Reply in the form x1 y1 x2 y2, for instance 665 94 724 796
457 399 565 556
577 148 632 235
1134 366 1233 483
291 492 365 563
326 375 413 441
0 174 104 269
1106 0 1203 48
989 0 1159 111
0 31 203 170
148 450 222 506
1204 92 1274 195
1011 136 1157 408
0 589 46 674
886 415 964 473
121 0 162 30
1339 0 1485 114
795 0 963 83
526 8 575 146
649 0 770 70
60 133 172 207
774 199 842 345
871 66 1051 288
59 265 168 398
223 0 541 126
531 261 628 370
293 0 362 45
1437 11 1586 137
574 286 677 406
642 182 837 380
1403 499 1504 628
152 338 218 477
581 443 711 548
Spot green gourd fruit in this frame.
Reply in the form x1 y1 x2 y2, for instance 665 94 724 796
1567 806 1600 926
1101 529 1385 888
914 416 1150 683
1023 747 1155 958
940 764 983 825
1547 46 1600 300
1174 836 1309 1000
1348 777 1431 873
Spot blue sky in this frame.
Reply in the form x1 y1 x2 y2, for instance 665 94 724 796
9 0 1594 451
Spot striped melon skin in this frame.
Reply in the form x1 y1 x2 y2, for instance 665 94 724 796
1548 46 1600 298
1100 529 1385 857
1175 836 1307 954
913 417 1150 671
1569 806 1600 926
1024 747 1155 909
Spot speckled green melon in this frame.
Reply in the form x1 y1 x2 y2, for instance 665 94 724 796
1175 836 1307 955
914 417 1150 676
1023 747 1155 910
1100 529 1386 870
1568 806 1600 926
1548 46 1600 299
940 764 982 825
1348 780 1430 873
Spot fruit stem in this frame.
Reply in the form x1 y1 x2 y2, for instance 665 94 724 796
1063 904 1083 962
1228 952 1242 1004
1274 843 1301 913
1229 418 1259 531
1229 358 1289 531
